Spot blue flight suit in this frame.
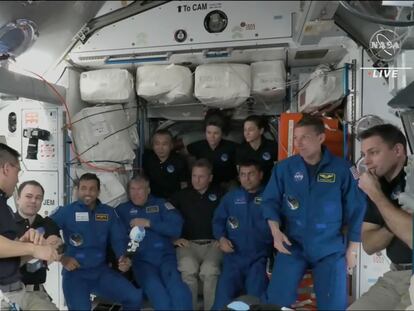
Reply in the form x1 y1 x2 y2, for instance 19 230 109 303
212 186 273 310
116 195 192 310
261 147 366 310
50 200 142 310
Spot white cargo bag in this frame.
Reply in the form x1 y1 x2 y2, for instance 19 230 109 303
136 64 193 104
123 101 139 149
71 105 136 168
80 69 134 104
195 63 251 108
251 61 286 100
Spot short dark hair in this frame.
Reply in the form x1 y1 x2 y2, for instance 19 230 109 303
153 129 173 141
0 143 20 166
238 159 263 172
204 109 229 134
191 158 213 174
358 124 407 152
79 173 100 190
244 115 267 130
18 180 45 197
296 114 325 135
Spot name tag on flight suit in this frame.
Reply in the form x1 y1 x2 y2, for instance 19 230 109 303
75 212 89 222
146 205 159 213
95 214 109 221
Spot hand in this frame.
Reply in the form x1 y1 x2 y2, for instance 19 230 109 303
118 255 131 272
358 171 382 201
219 237 234 253
346 248 358 274
20 228 45 245
174 238 189 248
130 218 150 228
45 235 63 248
271 228 292 255
61 256 80 271
32 244 60 262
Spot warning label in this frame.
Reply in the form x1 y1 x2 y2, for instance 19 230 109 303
40 144 56 159
24 112 39 125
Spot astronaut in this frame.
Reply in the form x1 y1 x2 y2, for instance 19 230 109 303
262 114 366 310
49 173 142 311
211 159 273 310
116 173 192 310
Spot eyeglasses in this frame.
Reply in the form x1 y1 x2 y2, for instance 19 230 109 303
9 163 22 177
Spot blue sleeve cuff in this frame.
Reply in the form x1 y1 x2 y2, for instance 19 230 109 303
262 205 281 224
347 231 362 243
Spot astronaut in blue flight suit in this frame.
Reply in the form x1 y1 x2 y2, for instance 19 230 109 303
116 173 192 311
262 115 366 310
50 173 142 311
212 159 273 310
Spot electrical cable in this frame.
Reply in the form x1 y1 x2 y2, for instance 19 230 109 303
20 67 136 172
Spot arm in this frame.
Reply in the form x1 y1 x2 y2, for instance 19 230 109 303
262 166 293 254
0 235 58 261
109 210 129 258
0 235 35 258
149 201 184 238
361 222 394 255
359 171 412 249
43 217 63 248
370 195 411 249
212 195 229 241
262 166 284 225
212 196 235 253
47 206 66 231
342 169 367 243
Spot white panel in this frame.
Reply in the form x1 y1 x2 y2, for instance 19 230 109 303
358 250 392 295
389 50 414 96
0 99 66 310
361 51 402 127
21 108 60 171
69 1 297 63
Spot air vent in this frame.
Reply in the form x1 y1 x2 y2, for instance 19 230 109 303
295 49 328 59
78 55 107 61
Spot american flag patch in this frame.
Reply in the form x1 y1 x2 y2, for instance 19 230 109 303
350 166 360 180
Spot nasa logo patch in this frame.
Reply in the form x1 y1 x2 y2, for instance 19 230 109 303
221 153 229 162
262 152 271 161
294 171 304 182
208 193 217 201
166 165 175 173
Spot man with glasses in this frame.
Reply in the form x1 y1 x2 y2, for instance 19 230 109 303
0 143 60 310
262 115 366 310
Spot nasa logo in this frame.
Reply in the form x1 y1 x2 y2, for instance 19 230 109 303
166 165 175 173
369 29 401 62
